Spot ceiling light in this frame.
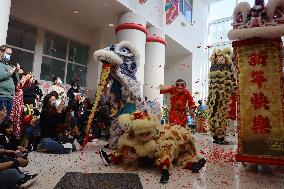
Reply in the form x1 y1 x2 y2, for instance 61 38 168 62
108 24 114 27
73 10 79 14
104 2 107 6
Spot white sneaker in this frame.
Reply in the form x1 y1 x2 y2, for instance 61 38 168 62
62 143 73 149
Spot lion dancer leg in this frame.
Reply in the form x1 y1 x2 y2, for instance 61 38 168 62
156 136 206 184
99 149 124 166
155 141 176 184
209 92 229 145
178 140 206 173
108 118 121 149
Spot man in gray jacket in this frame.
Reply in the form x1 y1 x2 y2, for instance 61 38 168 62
0 45 20 116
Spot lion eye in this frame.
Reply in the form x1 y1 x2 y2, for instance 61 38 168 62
120 47 130 53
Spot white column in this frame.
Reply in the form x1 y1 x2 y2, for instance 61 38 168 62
0 0 11 45
144 27 166 106
116 12 147 94
86 31 101 100
33 28 45 80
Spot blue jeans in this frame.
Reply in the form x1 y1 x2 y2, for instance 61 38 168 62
25 124 41 140
39 138 74 154
0 97 13 117
0 145 22 188
0 169 21 189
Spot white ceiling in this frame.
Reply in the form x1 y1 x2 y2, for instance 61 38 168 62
11 0 191 57
12 0 129 31
165 35 191 57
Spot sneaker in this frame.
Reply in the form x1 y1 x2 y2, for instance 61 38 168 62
99 149 112 166
191 158 206 173
18 174 38 188
160 169 169 184
213 137 229 145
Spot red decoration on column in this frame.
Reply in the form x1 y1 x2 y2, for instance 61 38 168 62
146 36 167 46
115 23 148 35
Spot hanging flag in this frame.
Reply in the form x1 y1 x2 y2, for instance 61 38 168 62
165 0 178 25
139 0 148 4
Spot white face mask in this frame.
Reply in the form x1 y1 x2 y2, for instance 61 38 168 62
57 78 62 84
52 99 61 108
3 54 11 62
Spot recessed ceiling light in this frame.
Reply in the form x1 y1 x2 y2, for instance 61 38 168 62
73 10 79 14
108 24 114 27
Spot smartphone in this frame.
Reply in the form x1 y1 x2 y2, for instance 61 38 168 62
15 152 28 159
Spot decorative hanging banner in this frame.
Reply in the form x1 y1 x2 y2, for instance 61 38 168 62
80 64 112 150
139 0 148 4
233 38 284 165
165 0 178 25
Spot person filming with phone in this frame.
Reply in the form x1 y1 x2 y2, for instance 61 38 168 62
0 45 21 117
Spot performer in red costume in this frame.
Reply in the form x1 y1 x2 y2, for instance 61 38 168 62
160 79 196 127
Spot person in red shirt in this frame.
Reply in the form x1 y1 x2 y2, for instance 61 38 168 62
160 79 196 127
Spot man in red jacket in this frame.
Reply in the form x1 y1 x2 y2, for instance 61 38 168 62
160 79 196 127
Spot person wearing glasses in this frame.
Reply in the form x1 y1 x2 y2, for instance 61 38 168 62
0 45 21 117
160 79 196 127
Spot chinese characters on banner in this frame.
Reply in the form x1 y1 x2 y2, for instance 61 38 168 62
248 52 272 134
233 38 284 164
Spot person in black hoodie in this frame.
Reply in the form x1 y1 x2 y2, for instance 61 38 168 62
23 80 43 106
37 91 75 154
67 79 80 113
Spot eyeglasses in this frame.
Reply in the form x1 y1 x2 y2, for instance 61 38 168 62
175 82 185 87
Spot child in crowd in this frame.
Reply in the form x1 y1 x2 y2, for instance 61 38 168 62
187 112 196 134
23 109 41 151
0 119 26 152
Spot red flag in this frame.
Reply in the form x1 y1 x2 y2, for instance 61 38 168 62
166 0 178 25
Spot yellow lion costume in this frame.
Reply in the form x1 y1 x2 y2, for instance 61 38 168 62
99 111 206 184
207 48 237 144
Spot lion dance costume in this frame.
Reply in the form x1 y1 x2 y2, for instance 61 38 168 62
207 48 237 144
99 111 206 183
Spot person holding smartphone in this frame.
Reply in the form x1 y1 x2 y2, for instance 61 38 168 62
0 45 21 117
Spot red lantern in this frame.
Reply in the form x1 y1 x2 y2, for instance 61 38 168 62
23 115 33 124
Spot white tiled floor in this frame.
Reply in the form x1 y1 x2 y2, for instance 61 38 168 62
23 134 284 189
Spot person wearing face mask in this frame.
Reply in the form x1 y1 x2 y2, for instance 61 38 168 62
48 76 66 99
159 79 196 127
37 92 76 154
0 45 20 117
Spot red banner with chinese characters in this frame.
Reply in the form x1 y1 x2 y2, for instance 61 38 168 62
233 38 284 165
